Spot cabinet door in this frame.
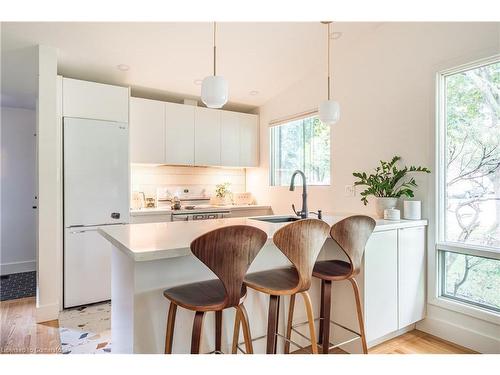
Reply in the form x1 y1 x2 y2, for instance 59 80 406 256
165 102 195 165
239 113 259 167
63 78 129 122
364 230 399 342
398 226 426 327
221 111 240 166
194 107 221 166
129 98 165 163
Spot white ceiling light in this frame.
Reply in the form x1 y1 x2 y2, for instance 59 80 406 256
249 90 259 96
318 21 340 126
201 22 228 109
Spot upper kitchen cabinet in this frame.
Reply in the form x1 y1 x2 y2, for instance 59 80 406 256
130 98 165 163
63 78 129 123
165 102 195 165
239 113 259 167
195 107 221 166
220 111 259 167
221 111 240 166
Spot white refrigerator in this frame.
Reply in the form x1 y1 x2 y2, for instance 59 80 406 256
63 117 129 308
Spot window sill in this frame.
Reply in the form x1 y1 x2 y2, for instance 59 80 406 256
428 295 500 325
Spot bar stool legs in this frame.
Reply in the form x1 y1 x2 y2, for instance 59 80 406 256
231 305 254 354
215 310 222 353
266 296 280 354
349 278 368 354
283 292 318 354
191 311 205 354
165 302 177 354
319 280 332 354
284 294 295 354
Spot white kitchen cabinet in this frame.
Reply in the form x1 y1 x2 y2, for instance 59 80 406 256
130 98 165 163
398 226 426 327
165 102 195 165
63 78 129 122
194 107 221 166
239 113 259 167
221 111 240 166
364 230 399 343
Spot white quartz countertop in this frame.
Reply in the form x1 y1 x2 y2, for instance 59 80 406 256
130 204 272 216
99 215 428 262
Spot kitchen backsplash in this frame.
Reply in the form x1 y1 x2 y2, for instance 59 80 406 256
130 165 246 200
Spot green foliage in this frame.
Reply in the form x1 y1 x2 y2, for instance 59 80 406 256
352 156 431 205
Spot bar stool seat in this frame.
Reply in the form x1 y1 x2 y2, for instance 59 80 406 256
243 267 299 295
164 280 247 312
312 260 352 281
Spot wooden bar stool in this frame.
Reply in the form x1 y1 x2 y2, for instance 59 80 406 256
163 225 267 354
286 215 376 354
232 219 330 354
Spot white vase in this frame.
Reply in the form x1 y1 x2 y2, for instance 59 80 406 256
376 197 398 218
403 200 421 220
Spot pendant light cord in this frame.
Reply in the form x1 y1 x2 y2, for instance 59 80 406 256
327 22 331 101
213 22 217 76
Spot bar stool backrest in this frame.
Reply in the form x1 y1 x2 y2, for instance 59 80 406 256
330 215 376 276
190 225 268 308
273 218 331 293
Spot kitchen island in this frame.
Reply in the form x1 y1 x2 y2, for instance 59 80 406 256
99 215 427 354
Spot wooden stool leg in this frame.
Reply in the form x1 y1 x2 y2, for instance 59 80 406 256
231 307 241 354
349 278 368 354
321 280 332 354
266 295 279 354
191 311 205 354
284 294 296 354
300 291 318 354
238 304 254 354
318 280 325 345
215 310 222 353
164 302 177 354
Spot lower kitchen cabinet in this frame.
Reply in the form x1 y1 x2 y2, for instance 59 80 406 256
398 226 426 327
364 230 399 342
328 225 426 352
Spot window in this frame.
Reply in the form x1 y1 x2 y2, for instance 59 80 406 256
270 114 330 186
437 56 500 314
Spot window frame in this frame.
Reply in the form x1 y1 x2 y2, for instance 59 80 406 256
434 54 500 322
269 111 331 187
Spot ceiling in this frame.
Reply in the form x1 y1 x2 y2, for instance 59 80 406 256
1 22 382 111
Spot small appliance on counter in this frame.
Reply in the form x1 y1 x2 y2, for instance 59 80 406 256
232 192 254 205
131 191 146 210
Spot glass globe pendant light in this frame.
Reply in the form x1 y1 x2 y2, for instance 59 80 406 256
318 21 340 125
201 22 228 108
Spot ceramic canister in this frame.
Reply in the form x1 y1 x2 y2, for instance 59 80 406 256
404 200 421 220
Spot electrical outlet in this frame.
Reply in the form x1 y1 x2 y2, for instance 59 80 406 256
344 184 355 197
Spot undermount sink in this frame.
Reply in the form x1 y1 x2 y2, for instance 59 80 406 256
250 215 301 223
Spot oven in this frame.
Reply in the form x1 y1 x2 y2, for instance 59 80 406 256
171 210 231 221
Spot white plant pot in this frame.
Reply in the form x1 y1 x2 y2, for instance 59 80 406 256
212 196 231 206
376 197 398 218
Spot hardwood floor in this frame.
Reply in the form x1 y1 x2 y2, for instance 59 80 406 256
0 297 476 354
0 297 60 354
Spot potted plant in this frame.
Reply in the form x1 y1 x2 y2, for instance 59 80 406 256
213 182 232 206
352 156 430 217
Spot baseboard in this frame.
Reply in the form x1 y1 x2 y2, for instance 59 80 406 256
0 260 36 275
36 301 60 323
416 316 500 353
367 324 416 348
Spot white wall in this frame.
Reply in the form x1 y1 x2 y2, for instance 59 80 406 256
0 107 36 275
36 46 61 322
247 22 500 353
